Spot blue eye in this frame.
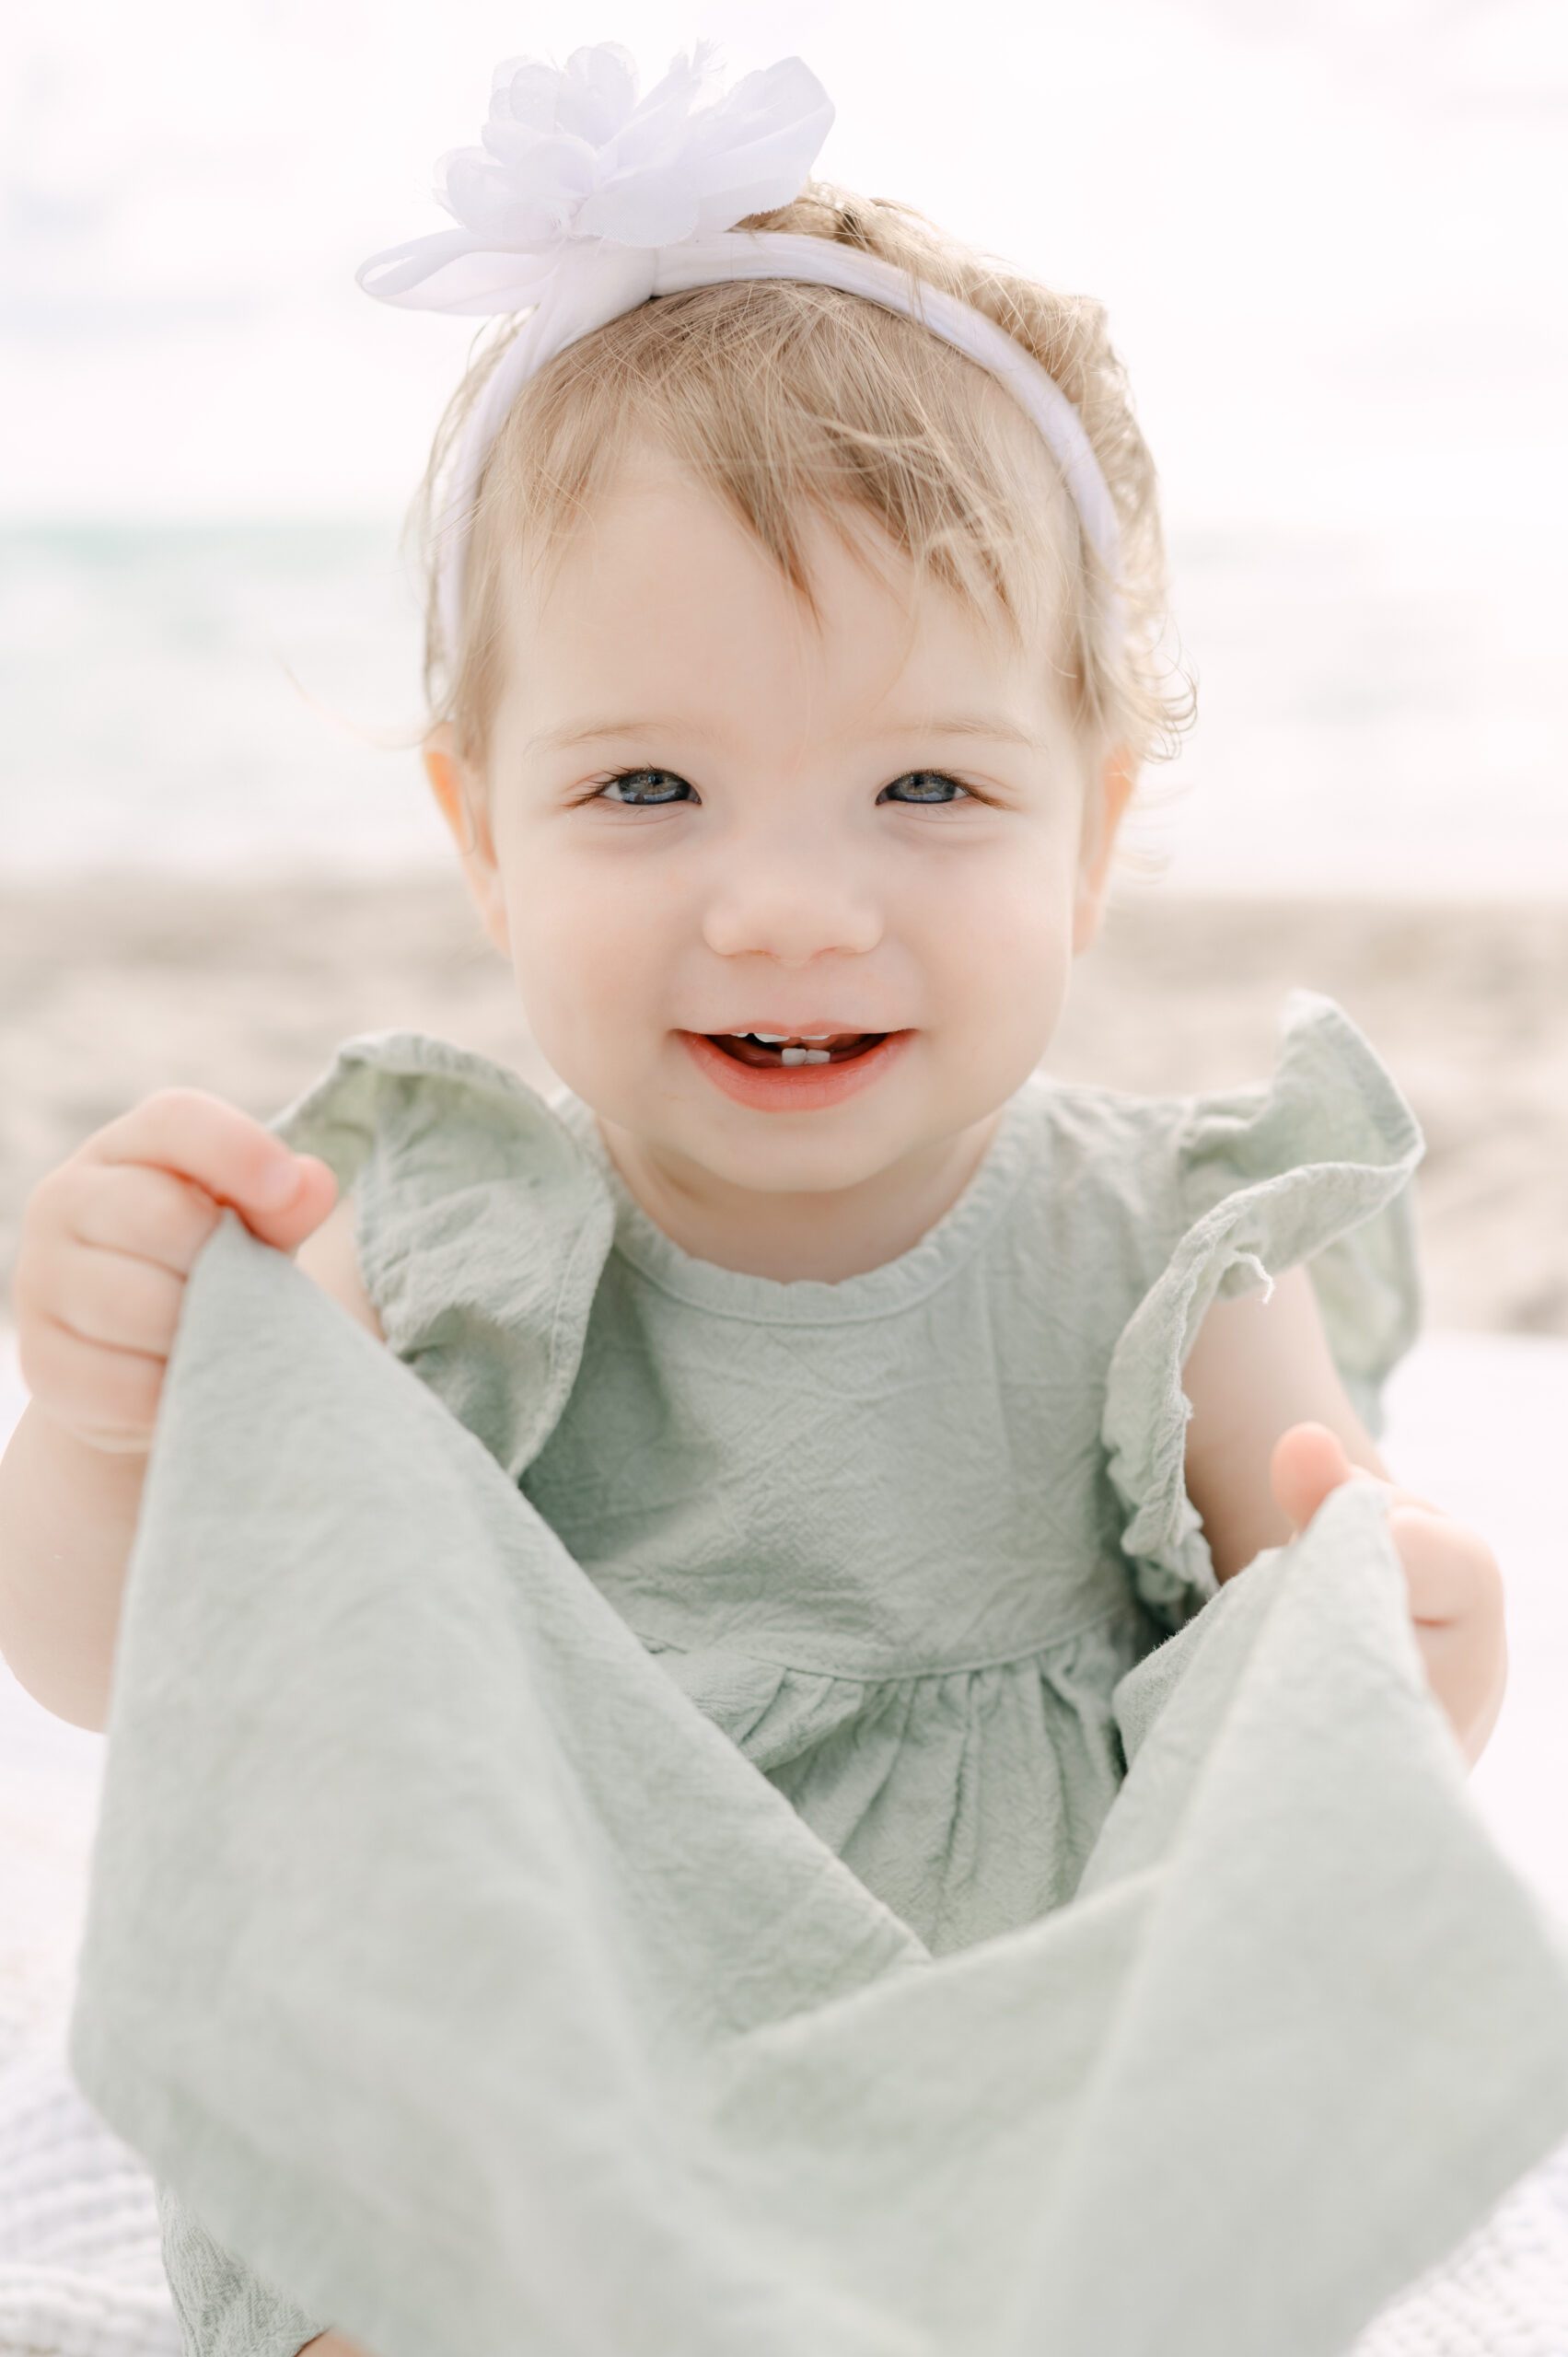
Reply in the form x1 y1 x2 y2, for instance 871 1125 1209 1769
878 772 970 806
596 768 695 807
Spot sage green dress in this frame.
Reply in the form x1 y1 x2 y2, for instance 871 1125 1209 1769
516 1004 1415 1956
70 994 1568 2356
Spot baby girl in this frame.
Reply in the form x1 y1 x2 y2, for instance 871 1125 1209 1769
0 42 1514 2356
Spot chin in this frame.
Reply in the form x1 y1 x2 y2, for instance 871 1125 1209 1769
691 1102 947 1190
705 1153 909 1203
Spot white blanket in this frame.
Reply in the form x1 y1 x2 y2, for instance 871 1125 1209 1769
2 1329 1564 2357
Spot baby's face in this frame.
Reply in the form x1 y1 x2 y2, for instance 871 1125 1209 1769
437 447 1127 1218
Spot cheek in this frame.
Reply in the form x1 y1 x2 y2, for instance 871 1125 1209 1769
495 840 677 1053
912 843 1078 1015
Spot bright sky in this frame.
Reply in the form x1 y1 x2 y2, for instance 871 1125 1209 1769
4 0 1565 534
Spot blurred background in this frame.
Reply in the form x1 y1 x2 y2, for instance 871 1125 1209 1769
3 0 1567 1330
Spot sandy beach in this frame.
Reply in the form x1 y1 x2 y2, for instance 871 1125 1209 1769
3 872 1565 1336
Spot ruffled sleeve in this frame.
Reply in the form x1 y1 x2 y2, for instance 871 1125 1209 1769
273 1033 614 1480
1102 992 1423 1630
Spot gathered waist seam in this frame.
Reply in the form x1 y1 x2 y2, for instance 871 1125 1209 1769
636 1594 1144 1685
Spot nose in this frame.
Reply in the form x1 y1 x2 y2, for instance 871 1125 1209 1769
700 826 883 966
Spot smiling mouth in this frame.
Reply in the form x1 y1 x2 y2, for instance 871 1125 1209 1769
711 1030 891 1070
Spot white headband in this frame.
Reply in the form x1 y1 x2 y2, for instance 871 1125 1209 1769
359 42 1123 656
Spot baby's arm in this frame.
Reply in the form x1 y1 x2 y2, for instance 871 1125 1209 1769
1183 1265 1506 1764
0 1092 341 1729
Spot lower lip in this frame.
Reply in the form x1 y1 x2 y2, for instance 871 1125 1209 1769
679 1030 912 1112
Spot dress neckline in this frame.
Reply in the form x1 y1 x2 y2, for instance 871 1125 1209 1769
548 1077 1045 1326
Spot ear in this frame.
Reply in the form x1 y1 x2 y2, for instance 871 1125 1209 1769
424 727 511 958
1072 746 1137 956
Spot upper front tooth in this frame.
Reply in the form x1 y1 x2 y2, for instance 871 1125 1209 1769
751 1032 789 1044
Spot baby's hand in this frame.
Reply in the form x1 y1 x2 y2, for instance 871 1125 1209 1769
1270 1423 1507 1767
14 1092 336 1457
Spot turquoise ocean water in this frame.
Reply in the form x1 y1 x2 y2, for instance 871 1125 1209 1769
1 519 1563 895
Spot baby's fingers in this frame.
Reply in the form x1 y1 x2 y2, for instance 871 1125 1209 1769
1388 1506 1504 1630
41 1240 187 1363
89 1090 335 1251
1270 1422 1358 1534
17 1312 165 1453
1388 1506 1507 1765
55 1162 223 1276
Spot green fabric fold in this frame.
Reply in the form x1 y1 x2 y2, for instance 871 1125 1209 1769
70 1217 1568 2357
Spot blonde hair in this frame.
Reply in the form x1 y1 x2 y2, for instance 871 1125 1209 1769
415 183 1192 770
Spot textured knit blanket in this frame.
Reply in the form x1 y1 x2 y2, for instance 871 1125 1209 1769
6 2014 1568 2356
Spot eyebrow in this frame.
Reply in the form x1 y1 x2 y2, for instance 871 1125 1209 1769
916 716 1042 749
530 718 708 752
531 714 1044 752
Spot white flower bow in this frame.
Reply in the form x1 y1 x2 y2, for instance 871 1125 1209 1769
358 43 1121 657
359 42 834 315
